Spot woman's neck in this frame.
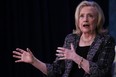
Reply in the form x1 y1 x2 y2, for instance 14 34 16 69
81 33 96 42
79 33 96 46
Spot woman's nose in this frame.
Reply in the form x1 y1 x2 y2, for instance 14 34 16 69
83 16 88 22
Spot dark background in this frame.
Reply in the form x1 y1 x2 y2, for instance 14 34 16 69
1 0 114 77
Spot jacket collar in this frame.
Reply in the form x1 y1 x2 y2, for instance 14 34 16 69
73 34 103 61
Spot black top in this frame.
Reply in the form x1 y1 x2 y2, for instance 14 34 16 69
69 45 90 77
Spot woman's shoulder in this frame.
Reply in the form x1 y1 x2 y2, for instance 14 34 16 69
99 33 115 43
65 33 80 39
64 33 80 42
100 33 113 39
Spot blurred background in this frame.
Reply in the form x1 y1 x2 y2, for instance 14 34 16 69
0 0 116 77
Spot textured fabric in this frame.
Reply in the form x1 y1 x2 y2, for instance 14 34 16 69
69 46 90 77
45 33 115 77
112 46 116 77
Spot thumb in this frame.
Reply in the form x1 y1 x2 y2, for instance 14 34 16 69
26 48 33 54
70 43 75 52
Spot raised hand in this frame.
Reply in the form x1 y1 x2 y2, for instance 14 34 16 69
13 48 34 64
56 43 77 61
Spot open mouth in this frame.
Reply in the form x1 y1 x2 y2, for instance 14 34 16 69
83 24 90 27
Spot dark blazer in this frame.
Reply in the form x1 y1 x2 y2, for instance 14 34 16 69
45 33 115 77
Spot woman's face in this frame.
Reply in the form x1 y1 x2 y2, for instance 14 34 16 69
78 6 98 34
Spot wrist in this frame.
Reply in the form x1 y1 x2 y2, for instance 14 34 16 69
78 57 83 69
30 57 36 65
73 55 83 69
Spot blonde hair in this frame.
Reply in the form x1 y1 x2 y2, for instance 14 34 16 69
73 1 105 35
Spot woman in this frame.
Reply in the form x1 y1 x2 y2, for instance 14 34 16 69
13 1 115 77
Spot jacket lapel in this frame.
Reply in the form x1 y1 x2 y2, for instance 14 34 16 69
64 34 104 77
63 34 80 77
87 34 103 61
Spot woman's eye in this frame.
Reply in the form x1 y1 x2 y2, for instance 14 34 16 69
88 14 94 18
80 15 84 18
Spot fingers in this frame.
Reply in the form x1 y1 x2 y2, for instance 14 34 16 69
56 43 75 60
70 43 75 51
15 60 23 63
12 50 22 59
27 48 30 52
13 54 21 59
57 57 66 60
56 47 67 60
13 51 22 56
13 48 26 60
26 48 33 55
57 43 74 52
56 52 64 57
56 47 65 55
56 47 65 60
56 49 64 53
13 48 32 63
12 48 25 58
16 48 26 54
57 47 65 51
56 53 66 60
13 51 22 63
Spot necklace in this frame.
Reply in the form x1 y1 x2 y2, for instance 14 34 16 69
81 35 95 43
79 34 96 46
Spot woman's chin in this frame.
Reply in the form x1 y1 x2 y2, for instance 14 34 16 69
81 30 90 33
